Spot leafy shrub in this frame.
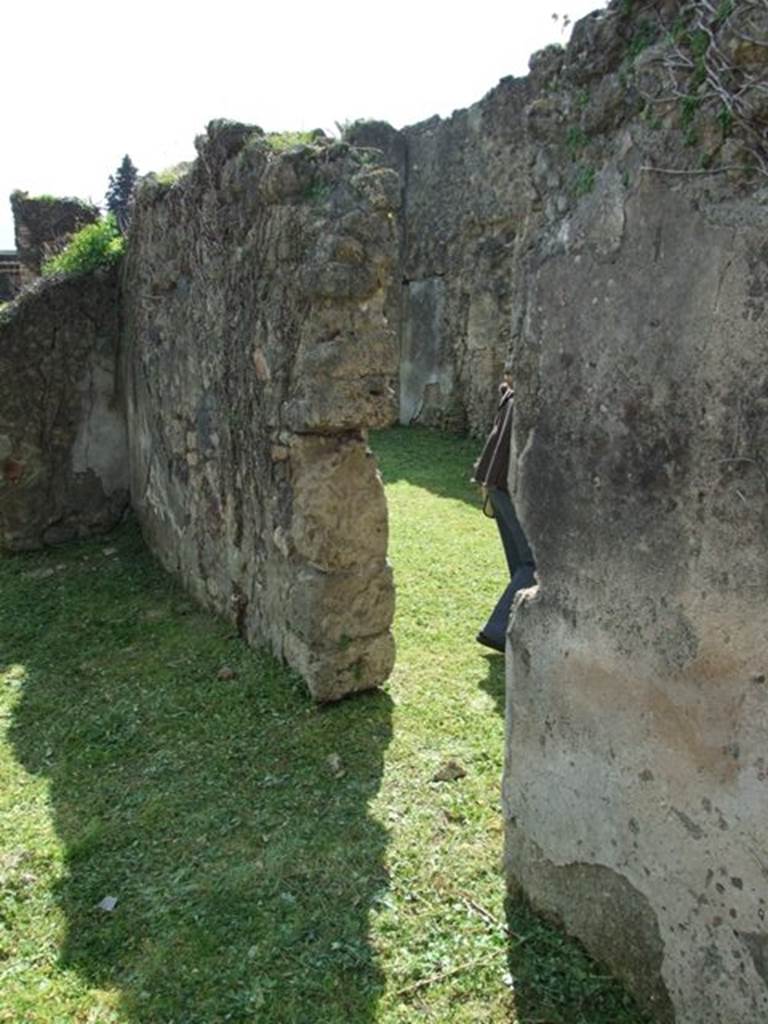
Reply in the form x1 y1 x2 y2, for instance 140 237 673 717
42 215 124 277
154 162 191 186
265 130 315 151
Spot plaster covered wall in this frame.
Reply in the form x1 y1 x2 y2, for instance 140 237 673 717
0 269 128 549
506 178 768 1024
499 3 768 1021
121 122 400 701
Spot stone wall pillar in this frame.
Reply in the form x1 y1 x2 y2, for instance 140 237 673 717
121 121 400 701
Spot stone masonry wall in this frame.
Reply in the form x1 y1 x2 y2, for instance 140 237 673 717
0 2 766 1015
349 81 537 437
121 122 400 701
507 178 768 1024
347 6 768 1016
0 252 21 302
0 268 128 549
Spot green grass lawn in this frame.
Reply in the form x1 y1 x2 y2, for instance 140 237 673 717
0 426 650 1024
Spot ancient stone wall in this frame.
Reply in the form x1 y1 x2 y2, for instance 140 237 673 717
120 122 400 701
11 191 100 285
0 268 128 549
507 178 768 1024
346 8 661 438
501 3 768 1022
349 80 537 437
0 251 21 301
0 3 766 1014
314 10 768 1004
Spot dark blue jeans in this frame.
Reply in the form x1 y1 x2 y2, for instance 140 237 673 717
480 488 535 649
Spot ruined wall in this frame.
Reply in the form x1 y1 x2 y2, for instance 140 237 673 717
501 3 768 1022
349 81 537 437
401 83 555 437
0 269 128 549
345 6 653 438
11 191 100 285
507 179 768 1024
121 121 400 701
0 251 21 301
341 13 768 1011
0 3 766 1013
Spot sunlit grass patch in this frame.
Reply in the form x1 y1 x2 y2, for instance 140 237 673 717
0 426 651 1024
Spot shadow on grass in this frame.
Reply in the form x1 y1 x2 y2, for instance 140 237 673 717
370 424 483 508
478 652 505 718
5 522 392 1024
504 898 654 1024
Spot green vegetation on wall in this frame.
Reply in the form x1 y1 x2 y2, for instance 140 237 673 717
41 215 124 277
266 130 316 151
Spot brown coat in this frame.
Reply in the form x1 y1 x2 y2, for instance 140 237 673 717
472 384 514 491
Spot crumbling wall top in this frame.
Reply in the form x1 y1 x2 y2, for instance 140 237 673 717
11 190 100 284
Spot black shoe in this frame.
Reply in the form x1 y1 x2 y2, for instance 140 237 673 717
476 631 505 653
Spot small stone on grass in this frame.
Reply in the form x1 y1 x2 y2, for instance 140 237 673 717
432 759 467 783
141 608 165 623
22 567 55 580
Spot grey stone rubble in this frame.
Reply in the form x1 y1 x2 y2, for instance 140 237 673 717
1 1 767 1018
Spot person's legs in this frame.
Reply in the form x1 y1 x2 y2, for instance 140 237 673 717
491 499 522 579
488 489 533 570
477 489 535 652
477 562 536 652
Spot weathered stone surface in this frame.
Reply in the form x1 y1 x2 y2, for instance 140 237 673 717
0 269 128 550
346 0 766 443
346 74 537 437
398 83 536 435
1 4 766 1014
505 176 768 1023
0 252 21 302
121 121 399 700
506 834 674 1020
11 191 100 285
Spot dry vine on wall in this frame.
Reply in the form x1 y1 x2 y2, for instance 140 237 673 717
640 0 768 175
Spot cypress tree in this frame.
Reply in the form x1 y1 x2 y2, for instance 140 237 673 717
105 155 138 233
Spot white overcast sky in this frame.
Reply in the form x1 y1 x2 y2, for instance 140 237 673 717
2 0 606 249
